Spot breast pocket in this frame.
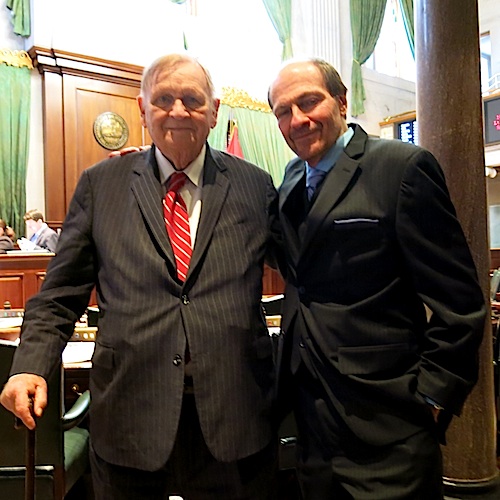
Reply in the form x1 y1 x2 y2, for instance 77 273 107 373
329 218 383 266
333 218 380 230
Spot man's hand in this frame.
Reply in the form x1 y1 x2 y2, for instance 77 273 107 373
0 373 48 429
108 145 151 157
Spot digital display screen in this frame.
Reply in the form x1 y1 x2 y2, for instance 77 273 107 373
397 119 418 145
484 96 500 146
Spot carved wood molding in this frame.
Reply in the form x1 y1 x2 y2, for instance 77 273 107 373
28 46 144 87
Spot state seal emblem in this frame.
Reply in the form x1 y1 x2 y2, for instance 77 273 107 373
93 112 129 150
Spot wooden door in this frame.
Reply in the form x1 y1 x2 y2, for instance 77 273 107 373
62 75 150 214
30 47 150 227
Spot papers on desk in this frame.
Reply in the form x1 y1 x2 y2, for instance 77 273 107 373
17 237 42 251
62 342 95 365
0 337 19 346
6 250 54 256
268 326 281 337
0 339 94 366
0 316 23 329
6 238 54 256
261 294 284 302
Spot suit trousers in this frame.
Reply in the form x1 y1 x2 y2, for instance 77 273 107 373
292 366 444 500
90 393 278 500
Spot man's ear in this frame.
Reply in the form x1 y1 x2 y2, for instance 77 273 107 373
337 95 348 118
137 95 147 128
210 98 220 129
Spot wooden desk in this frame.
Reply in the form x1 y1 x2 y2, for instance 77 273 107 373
0 254 98 308
0 254 53 309
263 264 285 296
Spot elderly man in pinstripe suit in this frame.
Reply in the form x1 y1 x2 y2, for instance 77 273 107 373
1 54 281 499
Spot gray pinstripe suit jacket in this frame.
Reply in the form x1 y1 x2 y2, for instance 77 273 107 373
10 145 280 470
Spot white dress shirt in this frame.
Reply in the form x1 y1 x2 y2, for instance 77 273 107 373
155 145 204 248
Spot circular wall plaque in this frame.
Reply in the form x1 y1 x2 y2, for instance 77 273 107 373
93 112 129 150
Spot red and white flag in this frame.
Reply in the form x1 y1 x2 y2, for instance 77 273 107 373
227 124 244 158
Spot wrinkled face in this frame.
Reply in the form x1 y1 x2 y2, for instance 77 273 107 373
138 61 219 169
269 62 348 166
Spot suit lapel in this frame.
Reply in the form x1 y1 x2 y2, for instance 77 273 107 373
279 160 304 214
131 148 174 264
299 124 367 259
279 160 306 268
185 147 229 284
300 155 360 257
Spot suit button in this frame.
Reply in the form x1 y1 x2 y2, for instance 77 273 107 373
173 354 182 366
181 295 190 305
298 286 306 295
299 341 305 348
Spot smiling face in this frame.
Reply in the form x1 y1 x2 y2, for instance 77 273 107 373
269 61 348 166
138 57 219 170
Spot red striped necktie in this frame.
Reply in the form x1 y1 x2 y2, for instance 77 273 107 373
163 172 192 282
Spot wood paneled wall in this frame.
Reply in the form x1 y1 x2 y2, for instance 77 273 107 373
29 47 151 229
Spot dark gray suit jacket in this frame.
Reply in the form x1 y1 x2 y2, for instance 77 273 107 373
278 124 486 446
11 145 280 470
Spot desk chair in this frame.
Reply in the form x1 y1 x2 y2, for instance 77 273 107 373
0 343 90 499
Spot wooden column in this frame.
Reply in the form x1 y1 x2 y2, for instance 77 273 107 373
415 0 499 494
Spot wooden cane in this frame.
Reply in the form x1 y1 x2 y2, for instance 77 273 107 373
15 397 36 500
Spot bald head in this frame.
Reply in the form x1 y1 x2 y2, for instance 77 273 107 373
268 59 348 166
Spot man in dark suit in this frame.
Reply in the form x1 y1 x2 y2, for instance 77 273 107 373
268 58 486 499
1 54 280 499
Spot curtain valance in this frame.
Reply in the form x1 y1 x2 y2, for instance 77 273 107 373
208 87 294 186
0 49 33 69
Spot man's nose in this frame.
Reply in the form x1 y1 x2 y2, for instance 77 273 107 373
290 105 308 125
170 99 189 117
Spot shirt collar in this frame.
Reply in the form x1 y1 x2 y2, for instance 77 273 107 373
155 144 206 188
305 126 354 175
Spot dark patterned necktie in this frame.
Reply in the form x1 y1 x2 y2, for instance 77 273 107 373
163 172 192 282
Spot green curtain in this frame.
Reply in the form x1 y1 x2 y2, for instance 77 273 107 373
350 0 387 116
262 0 293 60
399 0 415 59
208 104 231 151
231 107 294 187
209 102 294 187
6 0 31 37
0 54 32 238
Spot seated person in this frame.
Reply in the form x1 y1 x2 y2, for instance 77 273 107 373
5 225 16 242
0 219 14 253
23 209 59 253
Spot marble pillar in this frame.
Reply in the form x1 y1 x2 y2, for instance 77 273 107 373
415 0 499 493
